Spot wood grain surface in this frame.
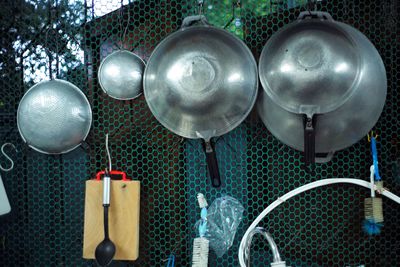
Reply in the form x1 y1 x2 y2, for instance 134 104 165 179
83 179 140 260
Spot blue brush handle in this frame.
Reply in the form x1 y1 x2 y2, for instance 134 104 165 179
166 254 175 267
371 137 381 181
198 207 208 237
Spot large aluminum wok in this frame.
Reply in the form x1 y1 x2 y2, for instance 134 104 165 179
257 12 387 163
144 16 258 187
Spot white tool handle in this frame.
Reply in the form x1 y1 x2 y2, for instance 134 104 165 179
103 174 111 206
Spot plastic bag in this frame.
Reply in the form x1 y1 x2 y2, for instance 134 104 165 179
199 195 244 258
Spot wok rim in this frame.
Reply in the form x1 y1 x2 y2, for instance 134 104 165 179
143 25 259 139
258 18 362 115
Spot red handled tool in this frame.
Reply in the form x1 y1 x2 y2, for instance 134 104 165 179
95 170 130 181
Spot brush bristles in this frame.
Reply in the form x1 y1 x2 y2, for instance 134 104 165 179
192 237 209 267
364 197 384 223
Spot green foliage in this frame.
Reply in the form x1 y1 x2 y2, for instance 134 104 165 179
200 0 308 38
0 0 85 84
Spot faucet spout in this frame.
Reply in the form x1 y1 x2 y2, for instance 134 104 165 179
244 227 282 267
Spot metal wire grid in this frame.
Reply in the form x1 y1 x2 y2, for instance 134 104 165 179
0 0 399 266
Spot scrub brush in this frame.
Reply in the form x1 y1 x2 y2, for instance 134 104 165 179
192 193 209 267
363 135 384 235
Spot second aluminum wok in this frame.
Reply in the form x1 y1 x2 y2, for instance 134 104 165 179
144 16 258 187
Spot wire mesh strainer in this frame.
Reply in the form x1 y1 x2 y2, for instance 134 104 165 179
17 79 92 154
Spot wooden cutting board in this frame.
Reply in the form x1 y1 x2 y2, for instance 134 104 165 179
83 179 140 260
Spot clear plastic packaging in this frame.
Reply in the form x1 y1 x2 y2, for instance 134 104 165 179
197 195 244 258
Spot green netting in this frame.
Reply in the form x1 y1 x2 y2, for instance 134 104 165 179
0 0 399 266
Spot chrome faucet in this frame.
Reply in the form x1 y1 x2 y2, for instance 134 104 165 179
244 227 286 267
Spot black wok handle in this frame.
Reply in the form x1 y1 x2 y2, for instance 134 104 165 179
298 11 333 21
202 139 221 188
303 115 316 165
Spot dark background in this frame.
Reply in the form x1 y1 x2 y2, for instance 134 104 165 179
0 0 399 266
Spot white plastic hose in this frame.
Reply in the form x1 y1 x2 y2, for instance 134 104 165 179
238 178 400 267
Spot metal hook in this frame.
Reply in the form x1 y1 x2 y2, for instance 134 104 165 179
44 26 55 80
122 5 131 47
224 1 237 29
0 143 17 172
197 0 204 16
367 131 379 142
105 134 112 171
118 1 131 50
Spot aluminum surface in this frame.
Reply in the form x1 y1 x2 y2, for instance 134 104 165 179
144 25 258 139
98 50 145 100
257 16 387 153
17 79 92 154
259 19 361 115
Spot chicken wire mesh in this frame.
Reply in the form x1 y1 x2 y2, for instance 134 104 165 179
0 0 399 266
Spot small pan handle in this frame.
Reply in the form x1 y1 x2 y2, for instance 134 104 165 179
303 115 316 165
202 139 221 188
181 15 209 28
298 11 334 21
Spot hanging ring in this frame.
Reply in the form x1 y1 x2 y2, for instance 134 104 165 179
0 143 17 172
